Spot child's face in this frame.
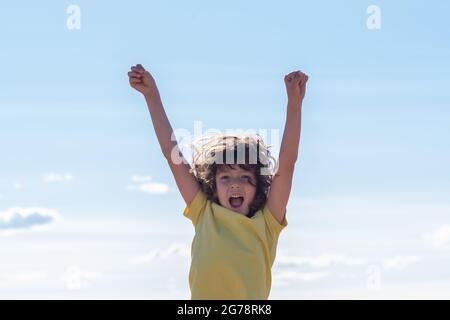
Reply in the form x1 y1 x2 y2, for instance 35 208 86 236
214 165 257 216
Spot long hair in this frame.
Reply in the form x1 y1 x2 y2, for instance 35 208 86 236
188 133 277 217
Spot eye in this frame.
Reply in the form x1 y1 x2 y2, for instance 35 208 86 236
220 175 230 180
241 175 252 181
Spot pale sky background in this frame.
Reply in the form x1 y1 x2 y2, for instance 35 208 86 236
1 0 450 299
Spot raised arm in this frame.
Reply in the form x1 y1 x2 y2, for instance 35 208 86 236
128 64 200 206
267 70 308 224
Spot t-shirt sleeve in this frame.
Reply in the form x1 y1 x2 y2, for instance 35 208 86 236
262 205 288 239
183 189 208 227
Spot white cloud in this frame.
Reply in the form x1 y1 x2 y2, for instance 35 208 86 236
0 207 61 236
0 271 48 285
137 183 169 194
43 172 73 183
429 225 450 248
131 175 152 182
13 182 22 190
277 253 366 268
127 175 170 194
271 281 450 299
130 243 190 265
62 266 102 290
382 256 420 270
273 271 329 286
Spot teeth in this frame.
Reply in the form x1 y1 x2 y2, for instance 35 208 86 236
230 195 243 198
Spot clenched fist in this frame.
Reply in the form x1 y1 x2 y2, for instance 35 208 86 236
128 64 160 101
284 70 308 107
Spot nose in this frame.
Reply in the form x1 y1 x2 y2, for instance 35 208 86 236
230 179 242 189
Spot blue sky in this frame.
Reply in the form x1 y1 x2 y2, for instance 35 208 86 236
1 0 450 299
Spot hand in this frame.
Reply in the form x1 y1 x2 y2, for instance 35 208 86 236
128 64 160 100
284 70 308 107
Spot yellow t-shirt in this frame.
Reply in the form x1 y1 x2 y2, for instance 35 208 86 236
183 189 287 300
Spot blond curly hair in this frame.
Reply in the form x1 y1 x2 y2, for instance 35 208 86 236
188 133 277 217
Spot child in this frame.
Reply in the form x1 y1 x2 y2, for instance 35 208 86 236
128 65 308 299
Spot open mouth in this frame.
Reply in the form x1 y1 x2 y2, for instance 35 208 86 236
229 196 244 209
